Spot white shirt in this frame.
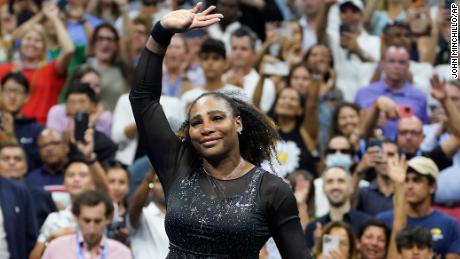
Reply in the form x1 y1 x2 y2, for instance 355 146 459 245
37 207 76 243
0 205 9 259
299 16 318 52
129 203 169 259
327 29 381 101
409 61 435 104
111 94 185 165
223 69 276 113
314 178 369 217
208 22 242 56
181 84 247 110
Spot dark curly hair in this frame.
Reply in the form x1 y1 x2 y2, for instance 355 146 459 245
178 92 279 166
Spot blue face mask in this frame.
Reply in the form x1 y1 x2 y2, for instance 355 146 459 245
326 153 352 171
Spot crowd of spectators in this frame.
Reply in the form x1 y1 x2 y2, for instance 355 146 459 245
0 0 459 258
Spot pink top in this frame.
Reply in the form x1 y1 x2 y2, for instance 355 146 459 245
42 233 132 259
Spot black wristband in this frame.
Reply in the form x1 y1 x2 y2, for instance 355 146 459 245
151 21 175 47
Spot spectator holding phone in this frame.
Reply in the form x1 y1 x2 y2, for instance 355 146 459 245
51 82 117 164
355 45 428 141
353 140 400 216
313 221 358 259
29 128 109 259
316 0 381 101
305 166 371 249
394 77 460 172
51 65 112 136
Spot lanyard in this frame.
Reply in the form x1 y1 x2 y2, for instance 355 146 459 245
76 232 108 259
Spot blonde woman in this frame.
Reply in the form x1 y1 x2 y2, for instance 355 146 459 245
0 3 74 124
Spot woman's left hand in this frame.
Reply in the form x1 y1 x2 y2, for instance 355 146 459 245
160 2 223 33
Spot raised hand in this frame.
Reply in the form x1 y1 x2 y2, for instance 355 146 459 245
160 2 223 33
42 2 60 20
387 156 407 184
430 74 447 102
376 96 399 119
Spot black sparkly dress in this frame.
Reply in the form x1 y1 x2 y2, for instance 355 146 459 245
130 47 310 259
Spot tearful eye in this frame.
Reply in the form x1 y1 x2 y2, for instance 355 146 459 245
190 120 202 127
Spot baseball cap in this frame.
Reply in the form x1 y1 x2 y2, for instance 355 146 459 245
339 0 364 12
407 156 439 180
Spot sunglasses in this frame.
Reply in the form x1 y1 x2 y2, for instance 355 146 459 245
326 148 352 155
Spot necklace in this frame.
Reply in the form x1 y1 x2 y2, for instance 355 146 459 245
202 158 246 180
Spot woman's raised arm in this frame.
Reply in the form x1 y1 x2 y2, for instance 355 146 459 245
129 3 222 185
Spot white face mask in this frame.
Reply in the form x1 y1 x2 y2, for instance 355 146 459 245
325 153 352 171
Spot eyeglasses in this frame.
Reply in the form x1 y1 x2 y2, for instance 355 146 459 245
398 130 422 136
326 148 352 155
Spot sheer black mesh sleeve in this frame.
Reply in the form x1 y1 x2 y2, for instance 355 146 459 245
129 48 193 193
260 174 311 259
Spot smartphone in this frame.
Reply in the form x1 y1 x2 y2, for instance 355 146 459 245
264 62 290 76
268 43 281 57
339 24 352 35
368 138 383 152
74 112 89 142
398 105 413 118
279 22 293 38
323 234 340 257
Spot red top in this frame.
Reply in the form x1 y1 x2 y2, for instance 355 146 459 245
0 62 66 124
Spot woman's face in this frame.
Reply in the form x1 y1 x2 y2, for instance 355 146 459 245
132 23 148 52
290 66 311 96
188 96 242 159
329 227 351 259
290 21 303 45
64 162 95 197
107 168 129 204
307 45 332 73
94 27 118 63
275 88 303 118
359 226 387 259
1 5 17 35
20 30 46 61
338 106 360 137
165 36 187 70
80 72 102 95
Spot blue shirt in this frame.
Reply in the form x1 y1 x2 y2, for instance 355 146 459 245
422 124 460 203
66 15 103 45
357 180 393 216
25 167 64 190
354 80 428 140
377 210 460 257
